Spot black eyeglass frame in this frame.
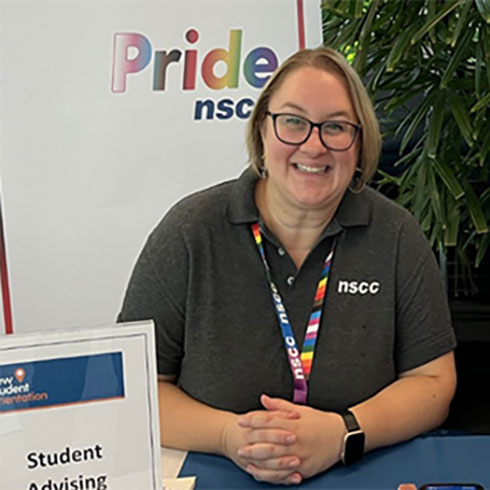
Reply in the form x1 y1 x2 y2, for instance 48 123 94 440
266 111 361 151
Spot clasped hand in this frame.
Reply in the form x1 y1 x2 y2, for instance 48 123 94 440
223 394 344 485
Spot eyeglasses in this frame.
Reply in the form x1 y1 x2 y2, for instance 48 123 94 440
266 112 361 151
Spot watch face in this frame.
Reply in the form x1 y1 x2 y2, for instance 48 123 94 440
343 431 365 465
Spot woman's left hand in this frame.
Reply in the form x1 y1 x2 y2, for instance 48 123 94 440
237 394 345 481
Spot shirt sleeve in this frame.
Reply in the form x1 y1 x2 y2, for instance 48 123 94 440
117 208 189 376
394 216 457 373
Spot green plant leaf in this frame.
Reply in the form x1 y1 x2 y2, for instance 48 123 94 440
486 57 490 90
427 94 446 158
462 230 477 252
482 23 490 59
482 25 490 87
475 42 483 97
393 142 424 169
386 24 418 72
428 214 439 245
368 63 386 93
470 92 490 112
451 0 474 47
354 0 379 73
427 0 437 43
463 181 489 233
399 155 422 191
476 233 490 268
482 187 490 204
398 91 437 154
384 89 420 114
444 202 461 246
436 17 453 45
440 26 474 88
478 123 490 165
376 169 401 186
428 163 447 230
322 0 355 19
350 0 364 18
449 95 474 147
411 0 462 45
433 158 465 199
413 159 430 221
472 107 487 140
475 0 490 23
341 20 363 45
375 1 407 34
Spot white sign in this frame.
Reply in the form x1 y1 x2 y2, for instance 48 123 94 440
0 0 322 334
0 321 161 490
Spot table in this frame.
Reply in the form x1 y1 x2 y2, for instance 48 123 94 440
178 435 490 489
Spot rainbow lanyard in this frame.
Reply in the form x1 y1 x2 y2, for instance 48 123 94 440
251 223 336 404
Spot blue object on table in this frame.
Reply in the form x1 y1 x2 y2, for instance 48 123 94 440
179 436 489 489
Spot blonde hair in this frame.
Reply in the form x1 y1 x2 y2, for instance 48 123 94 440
246 47 381 188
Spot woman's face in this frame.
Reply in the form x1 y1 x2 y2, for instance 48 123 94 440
261 66 360 214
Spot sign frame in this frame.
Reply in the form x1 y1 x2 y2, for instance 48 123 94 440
0 321 162 490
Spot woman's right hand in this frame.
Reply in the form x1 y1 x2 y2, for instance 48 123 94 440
221 409 303 485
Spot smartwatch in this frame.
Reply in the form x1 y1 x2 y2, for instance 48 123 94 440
339 409 365 465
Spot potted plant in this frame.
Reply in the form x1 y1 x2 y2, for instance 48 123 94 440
322 0 490 433
322 0 490 300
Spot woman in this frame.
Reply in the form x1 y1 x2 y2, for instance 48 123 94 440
119 47 457 485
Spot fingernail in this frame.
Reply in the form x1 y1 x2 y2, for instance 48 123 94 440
237 449 245 457
291 474 301 484
286 434 296 443
288 459 299 468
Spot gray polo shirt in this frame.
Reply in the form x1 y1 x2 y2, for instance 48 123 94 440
118 168 456 413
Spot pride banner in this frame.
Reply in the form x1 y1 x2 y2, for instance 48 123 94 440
0 0 322 334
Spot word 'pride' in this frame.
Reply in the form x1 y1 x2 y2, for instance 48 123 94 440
112 29 279 94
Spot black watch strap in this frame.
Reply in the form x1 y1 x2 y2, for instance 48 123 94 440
339 409 361 432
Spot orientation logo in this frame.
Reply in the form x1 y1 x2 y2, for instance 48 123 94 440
0 352 125 414
0 366 48 408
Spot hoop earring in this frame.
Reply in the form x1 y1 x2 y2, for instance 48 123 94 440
349 167 365 193
259 153 268 179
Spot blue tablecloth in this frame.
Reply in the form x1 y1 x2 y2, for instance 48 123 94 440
179 435 489 489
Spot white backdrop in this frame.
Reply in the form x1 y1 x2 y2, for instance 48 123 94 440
0 0 322 334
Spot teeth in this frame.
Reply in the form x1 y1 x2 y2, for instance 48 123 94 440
295 163 329 174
